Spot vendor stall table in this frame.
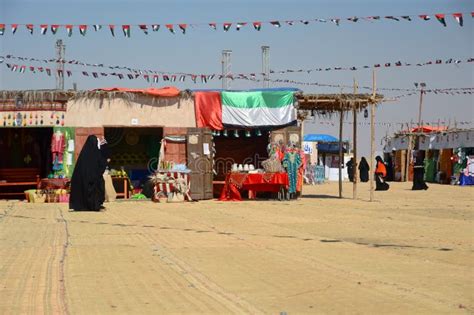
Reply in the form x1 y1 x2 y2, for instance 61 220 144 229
219 172 289 201
111 176 130 199
152 171 191 201
38 178 70 190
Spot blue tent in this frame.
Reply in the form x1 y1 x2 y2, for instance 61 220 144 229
304 134 338 142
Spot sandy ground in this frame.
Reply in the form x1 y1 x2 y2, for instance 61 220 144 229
0 181 472 314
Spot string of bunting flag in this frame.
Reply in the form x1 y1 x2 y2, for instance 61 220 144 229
307 119 473 128
0 11 472 37
1 54 472 78
2 60 473 95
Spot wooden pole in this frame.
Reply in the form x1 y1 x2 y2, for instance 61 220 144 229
338 108 343 198
370 70 376 202
353 78 358 200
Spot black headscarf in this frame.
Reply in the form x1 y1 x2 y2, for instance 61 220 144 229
69 135 105 211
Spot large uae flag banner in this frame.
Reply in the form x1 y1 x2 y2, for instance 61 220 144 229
221 91 296 127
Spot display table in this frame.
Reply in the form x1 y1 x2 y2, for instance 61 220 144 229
219 172 289 201
111 176 130 199
38 178 70 190
152 171 191 201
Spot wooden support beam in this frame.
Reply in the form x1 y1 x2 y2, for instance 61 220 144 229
338 108 343 199
353 79 358 200
370 70 376 202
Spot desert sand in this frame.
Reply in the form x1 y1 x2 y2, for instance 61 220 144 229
0 181 472 314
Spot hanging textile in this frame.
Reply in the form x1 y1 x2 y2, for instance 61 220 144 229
194 91 223 130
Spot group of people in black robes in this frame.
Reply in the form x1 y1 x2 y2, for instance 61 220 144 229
346 153 428 192
69 135 110 211
345 157 370 183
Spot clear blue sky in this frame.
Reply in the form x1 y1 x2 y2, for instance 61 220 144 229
0 0 472 155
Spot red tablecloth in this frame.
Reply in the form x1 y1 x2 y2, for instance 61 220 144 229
219 172 289 201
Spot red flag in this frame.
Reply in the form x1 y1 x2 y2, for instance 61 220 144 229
178 24 187 34
453 13 463 26
166 24 175 34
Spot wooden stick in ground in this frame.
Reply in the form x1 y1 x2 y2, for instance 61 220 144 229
353 78 358 200
338 108 343 198
370 70 376 202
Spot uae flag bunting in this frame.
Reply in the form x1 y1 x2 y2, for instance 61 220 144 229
270 21 281 27
144 74 149 82
300 20 309 25
171 75 176 82
453 13 463 26
93 24 102 31
0 24 4 35
331 18 340 26
419 15 431 21
178 24 187 34
401 16 412 21
82 71 89 76
179 75 185 82
163 74 169 81
472 12 474 18
46 68 51 76
435 14 447 26
347 17 359 22
66 25 73 37
109 25 115 36
285 21 294 26
166 24 175 34
223 23 232 31
92 72 98 78
11 24 18 34
152 24 160 31
57 69 63 77
236 22 246 30
139 25 148 34
38 67 44 72
153 75 159 83
191 75 197 83
11 64 18 72
19 65 26 73
66 70 72 77
79 25 87 36
201 75 207 83
253 22 262 31
29 66 35 72
26 24 34 34
122 25 131 37
51 24 59 34
40 24 47 35
385 16 399 21
209 23 217 30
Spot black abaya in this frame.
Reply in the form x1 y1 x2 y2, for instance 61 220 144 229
69 135 105 211
346 158 354 182
359 157 370 182
412 159 429 190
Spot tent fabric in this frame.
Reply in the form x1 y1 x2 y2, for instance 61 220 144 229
410 126 447 133
194 91 223 130
221 91 296 127
94 86 180 97
304 134 338 142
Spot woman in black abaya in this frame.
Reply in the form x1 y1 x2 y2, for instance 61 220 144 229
358 157 370 182
412 151 429 190
69 135 105 211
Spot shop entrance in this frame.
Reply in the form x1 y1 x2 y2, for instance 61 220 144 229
0 128 53 198
0 128 53 177
104 127 163 191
